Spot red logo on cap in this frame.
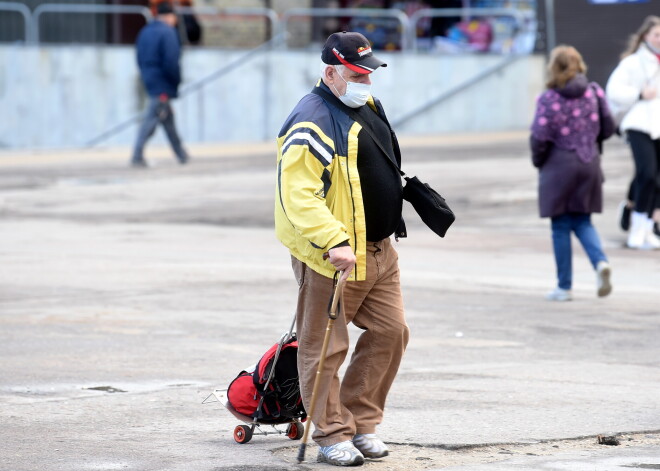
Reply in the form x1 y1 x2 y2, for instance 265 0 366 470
357 46 372 57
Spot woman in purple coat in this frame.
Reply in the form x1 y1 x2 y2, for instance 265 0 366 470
530 45 616 301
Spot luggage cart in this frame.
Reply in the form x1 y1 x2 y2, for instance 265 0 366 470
203 388 304 444
203 315 306 444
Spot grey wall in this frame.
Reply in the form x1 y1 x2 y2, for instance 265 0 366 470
0 45 544 150
550 0 659 88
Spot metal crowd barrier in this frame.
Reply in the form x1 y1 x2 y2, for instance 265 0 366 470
176 6 278 35
280 7 411 49
0 2 534 52
31 4 152 44
175 6 279 46
408 7 533 53
0 1 32 42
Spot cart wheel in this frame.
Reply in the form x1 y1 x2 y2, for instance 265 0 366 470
287 421 304 440
233 425 252 444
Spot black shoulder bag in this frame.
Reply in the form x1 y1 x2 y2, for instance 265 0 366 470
312 87 455 238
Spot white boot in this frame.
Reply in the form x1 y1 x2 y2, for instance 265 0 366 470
627 211 648 249
644 217 660 250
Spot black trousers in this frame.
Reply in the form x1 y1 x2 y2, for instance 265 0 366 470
627 130 660 216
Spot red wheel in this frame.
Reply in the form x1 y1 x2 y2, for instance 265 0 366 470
233 424 252 444
287 421 305 440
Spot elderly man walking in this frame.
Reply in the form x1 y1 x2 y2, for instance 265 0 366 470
275 31 410 467
131 1 189 168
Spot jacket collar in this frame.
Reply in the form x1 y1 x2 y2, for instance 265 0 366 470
637 43 660 65
630 44 660 82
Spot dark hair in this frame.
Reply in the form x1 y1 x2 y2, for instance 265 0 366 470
622 15 660 58
546 45 587 89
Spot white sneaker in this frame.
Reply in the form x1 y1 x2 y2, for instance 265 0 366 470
545 287 572 301
353 433 389 459
596 261 612 298
644 220 660 250
627 211 648 249
318 440 364 466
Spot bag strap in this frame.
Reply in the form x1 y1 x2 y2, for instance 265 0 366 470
311 86 407 179
589 83 605 152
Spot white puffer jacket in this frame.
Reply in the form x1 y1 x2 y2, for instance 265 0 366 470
606 44 660 139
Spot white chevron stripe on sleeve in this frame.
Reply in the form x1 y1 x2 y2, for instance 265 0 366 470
282 132 333 164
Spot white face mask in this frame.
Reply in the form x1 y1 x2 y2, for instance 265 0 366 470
332 66 371 108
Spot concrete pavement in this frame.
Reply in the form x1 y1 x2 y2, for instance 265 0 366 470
1 132 659 471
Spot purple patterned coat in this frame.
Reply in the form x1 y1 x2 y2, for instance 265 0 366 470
530 74 615 218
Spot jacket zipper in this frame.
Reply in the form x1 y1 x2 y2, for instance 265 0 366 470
344 153 359 280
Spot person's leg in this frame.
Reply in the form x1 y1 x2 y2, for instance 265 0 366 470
573 213 612 296
572 213 607 268
573 213 613 296
654 185 660 236
292 257 355 447
340 238 409 435
550 214 572 291
160 99 189 164
627 179 635 202
131 98 160 165
652 138 660 236
628 130 657 216
618 179 634 231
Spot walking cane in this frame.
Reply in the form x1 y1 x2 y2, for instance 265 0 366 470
296 271 345 463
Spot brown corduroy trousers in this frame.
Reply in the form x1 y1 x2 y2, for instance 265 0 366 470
291 238 409 447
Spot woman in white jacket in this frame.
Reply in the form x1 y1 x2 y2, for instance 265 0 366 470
606 16 660 250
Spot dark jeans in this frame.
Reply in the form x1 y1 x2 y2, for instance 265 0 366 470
551 213 607 290
132 97 187 163
627 130 660 216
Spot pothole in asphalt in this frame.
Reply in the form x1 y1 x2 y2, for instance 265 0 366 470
83 386 127 393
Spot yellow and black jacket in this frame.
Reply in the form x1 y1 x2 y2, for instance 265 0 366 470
275 80 402 281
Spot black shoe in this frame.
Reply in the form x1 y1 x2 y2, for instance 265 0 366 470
178 155 190 165
617 200 631 231
130 159 149 168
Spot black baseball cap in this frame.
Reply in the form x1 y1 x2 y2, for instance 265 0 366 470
321 31 387 74
156 2 174 15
